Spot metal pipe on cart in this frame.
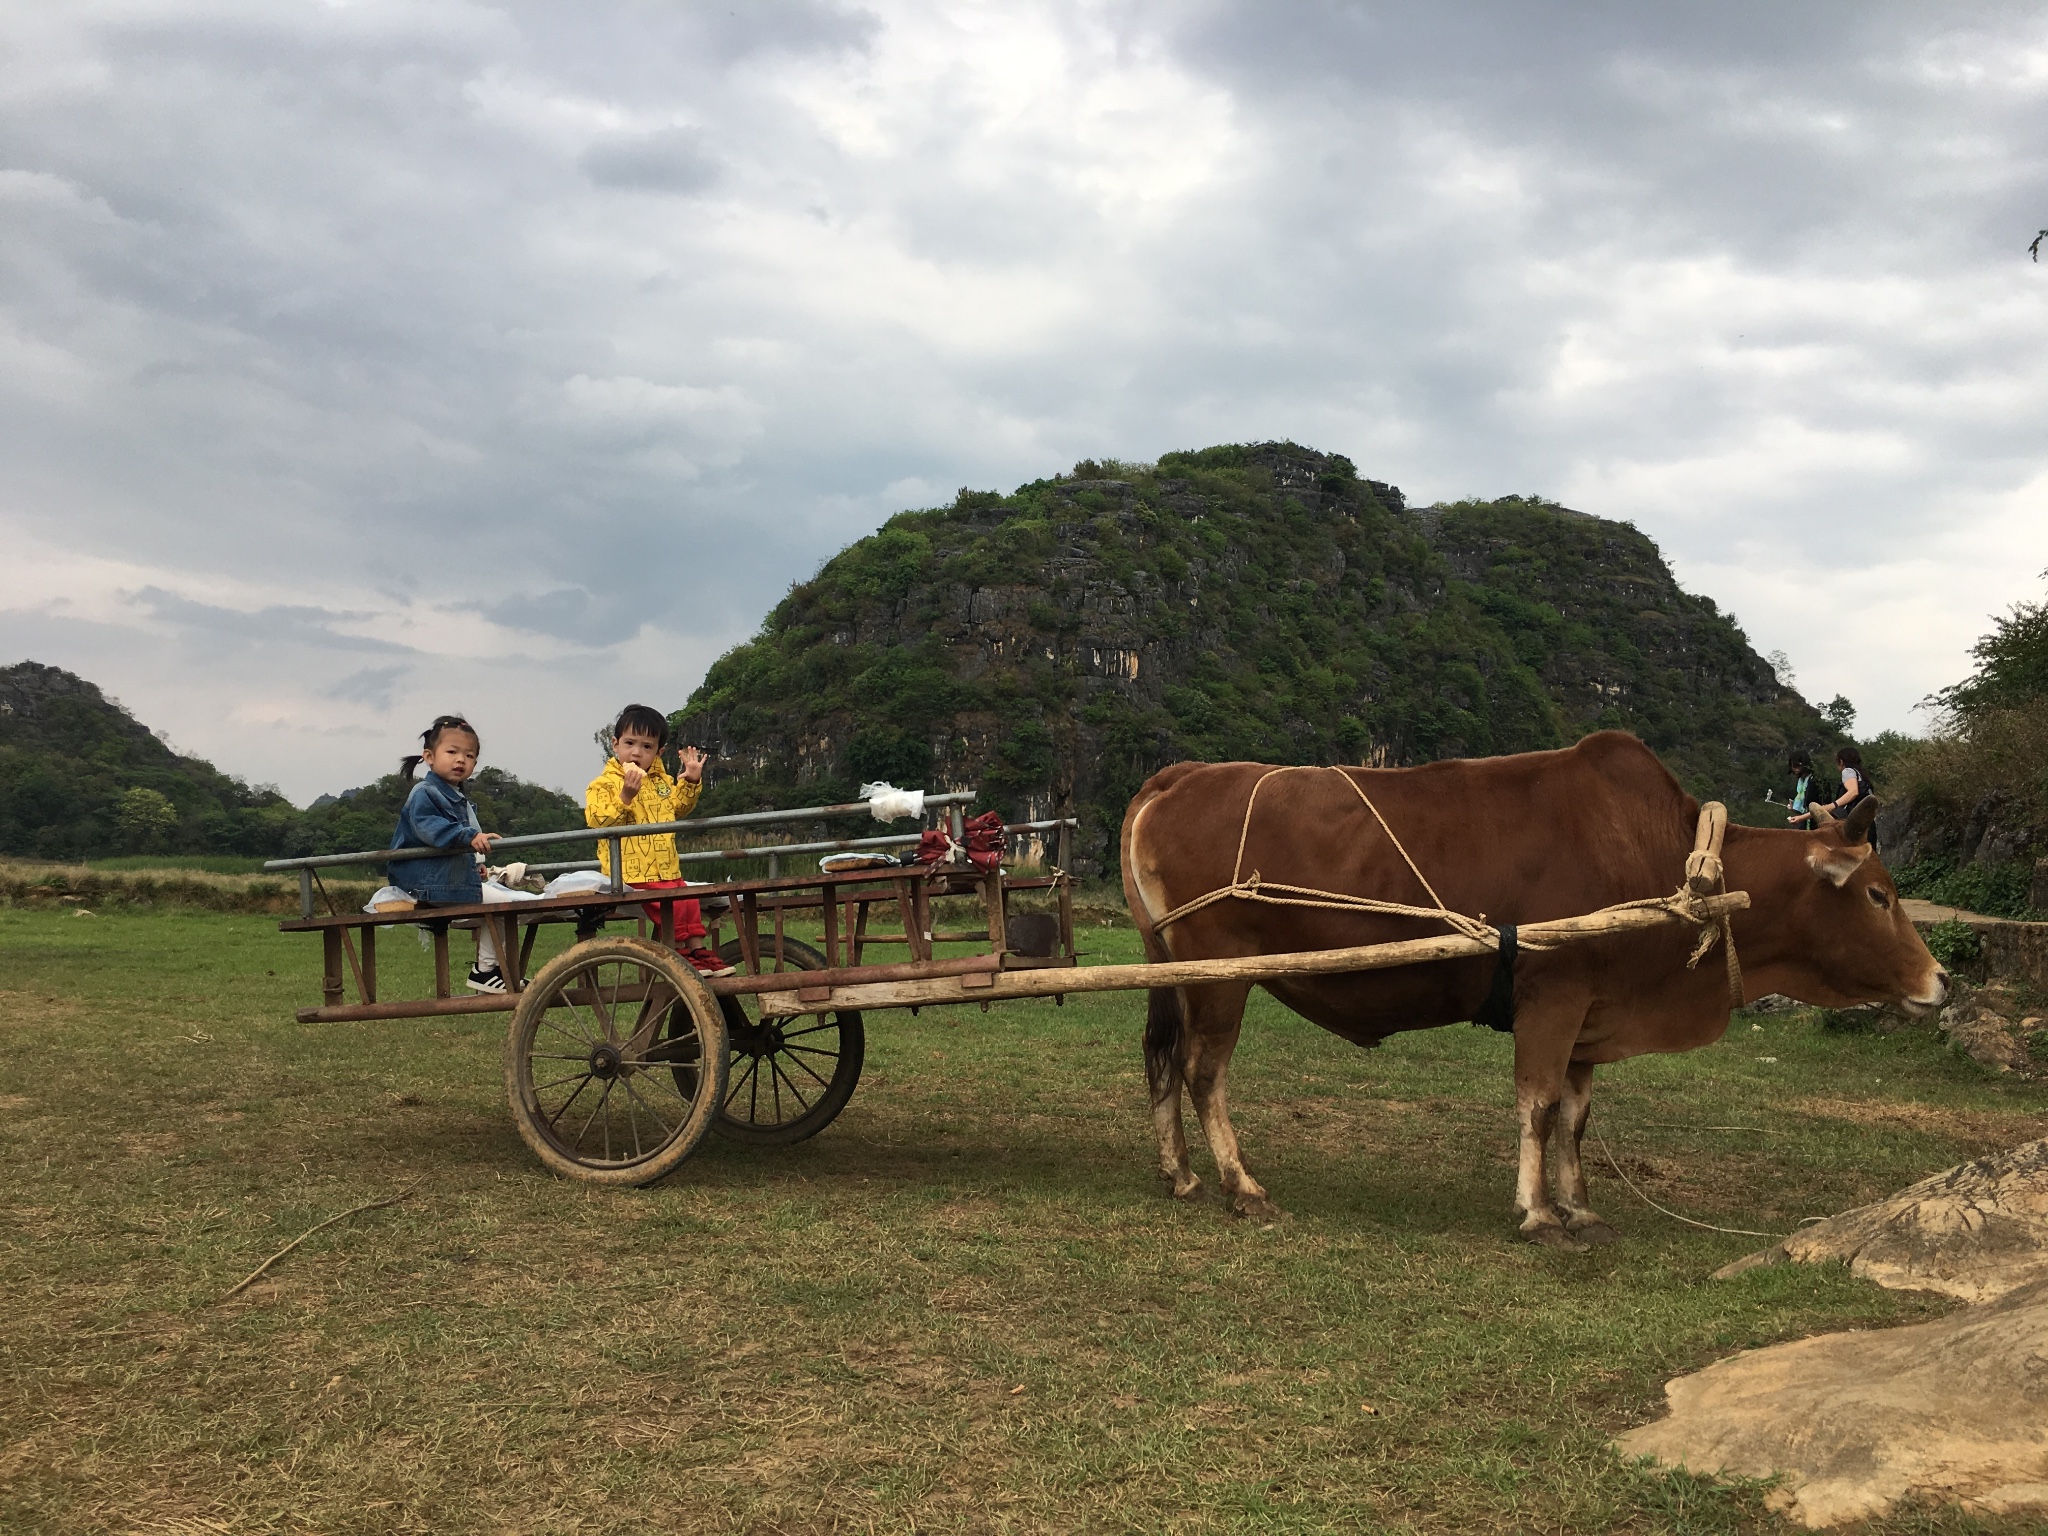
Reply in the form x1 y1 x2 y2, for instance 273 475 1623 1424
258 790 982 876
518 819 1076 878
264 800 1070 916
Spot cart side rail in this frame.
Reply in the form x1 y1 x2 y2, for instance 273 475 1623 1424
261 788 1010 918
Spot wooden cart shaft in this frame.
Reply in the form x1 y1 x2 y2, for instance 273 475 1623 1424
753 890 1751 1016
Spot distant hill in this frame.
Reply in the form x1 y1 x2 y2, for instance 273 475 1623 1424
0 661 578 861
0 662 298 860
677 442 1846 871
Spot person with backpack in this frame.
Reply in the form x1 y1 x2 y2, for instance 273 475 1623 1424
1812 745 1877 848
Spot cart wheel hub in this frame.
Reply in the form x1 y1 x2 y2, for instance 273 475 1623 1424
587 1041 623 1080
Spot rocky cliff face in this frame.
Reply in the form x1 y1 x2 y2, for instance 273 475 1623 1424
678 442 1840 872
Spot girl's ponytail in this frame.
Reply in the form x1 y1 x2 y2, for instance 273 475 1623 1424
399 752 426 780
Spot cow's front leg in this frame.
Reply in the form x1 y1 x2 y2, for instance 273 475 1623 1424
1511 987 1592 1247
1552 1060 1618 1244
1181 982 1279 1221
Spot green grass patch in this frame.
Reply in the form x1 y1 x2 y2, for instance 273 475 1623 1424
3 909 2045 1533
86 853 276 874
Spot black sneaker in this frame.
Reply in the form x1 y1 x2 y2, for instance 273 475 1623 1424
466 965 507 995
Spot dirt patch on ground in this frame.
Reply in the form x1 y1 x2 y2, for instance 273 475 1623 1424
1790 1095 2048 1144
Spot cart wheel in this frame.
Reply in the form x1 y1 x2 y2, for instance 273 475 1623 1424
504 937 728 1185
712 936 864 1146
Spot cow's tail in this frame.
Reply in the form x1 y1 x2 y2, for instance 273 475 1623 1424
1121 782 1183 1099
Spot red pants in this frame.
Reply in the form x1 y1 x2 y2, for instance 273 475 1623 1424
634 878 706 947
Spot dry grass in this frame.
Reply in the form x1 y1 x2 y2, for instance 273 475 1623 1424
3 907 2047 1533
0 858 381 916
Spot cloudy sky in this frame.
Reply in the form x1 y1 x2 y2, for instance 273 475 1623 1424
3 0 2045 802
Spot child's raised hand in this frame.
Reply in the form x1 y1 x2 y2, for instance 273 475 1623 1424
679 745 706 783
470 831 501 853
619 761 646 802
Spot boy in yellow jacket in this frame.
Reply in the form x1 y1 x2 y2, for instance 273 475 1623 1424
586 703 735 977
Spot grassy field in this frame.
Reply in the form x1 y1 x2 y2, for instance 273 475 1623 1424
4 906 2047 1534
85 855 278 874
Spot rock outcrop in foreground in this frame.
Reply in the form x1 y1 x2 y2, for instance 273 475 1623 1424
1618 1277 2048 1528
1624 1139 2048 1526
1714 1137 2048 1303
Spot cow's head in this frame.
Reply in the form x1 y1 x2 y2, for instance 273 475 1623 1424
1778 799 1949 1016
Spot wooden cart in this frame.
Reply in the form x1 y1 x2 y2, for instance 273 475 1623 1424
266 792 1748 1186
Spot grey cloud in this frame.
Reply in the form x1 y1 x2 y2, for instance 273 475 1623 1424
581 129 722 195
326 665 411 710
469 588 646 648
132 589 414 654
2 1 2044 801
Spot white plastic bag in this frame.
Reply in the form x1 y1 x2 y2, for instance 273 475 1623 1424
363 885 416 913
543 869 611 898
859 781 926 823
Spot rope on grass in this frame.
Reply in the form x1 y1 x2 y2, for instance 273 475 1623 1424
1592 1129 1781 1239
215 1178 421 1303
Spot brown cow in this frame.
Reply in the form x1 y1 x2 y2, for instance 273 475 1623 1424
1119 732 1947 1245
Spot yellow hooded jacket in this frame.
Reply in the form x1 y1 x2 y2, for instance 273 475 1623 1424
586 758 702 884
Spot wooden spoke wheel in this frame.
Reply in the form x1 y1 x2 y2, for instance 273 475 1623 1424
504 937 728 1185
712 936 864 1146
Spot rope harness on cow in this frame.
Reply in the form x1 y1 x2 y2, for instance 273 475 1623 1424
1149 766 1743 1015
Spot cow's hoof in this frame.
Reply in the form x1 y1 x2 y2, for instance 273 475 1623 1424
1170 1174 1203 1201
1232 1194 1284 1223
1522 1223 1589 1252
1568 1219 1621 1246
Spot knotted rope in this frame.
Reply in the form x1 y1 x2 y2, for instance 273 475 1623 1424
1150 766 1743 1004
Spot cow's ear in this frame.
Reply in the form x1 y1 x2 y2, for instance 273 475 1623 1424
1842 795 1880 847
1808 840 1872 887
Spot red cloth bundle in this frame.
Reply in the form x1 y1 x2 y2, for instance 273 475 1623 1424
961 810 1006 872
910 812 1007 872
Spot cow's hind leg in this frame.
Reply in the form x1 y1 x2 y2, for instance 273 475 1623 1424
1552 1060 1618 1245
1181 981 1279 1220
1511 985 1593 1248
1144 986 1199 1199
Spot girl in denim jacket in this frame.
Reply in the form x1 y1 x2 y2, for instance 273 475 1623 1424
389 715 522 991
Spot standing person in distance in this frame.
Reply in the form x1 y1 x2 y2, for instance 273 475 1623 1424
1782 749 1823 829
586 703 735 978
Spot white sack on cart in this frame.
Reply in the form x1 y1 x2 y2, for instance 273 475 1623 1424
543 869 611 898
859 781 925 822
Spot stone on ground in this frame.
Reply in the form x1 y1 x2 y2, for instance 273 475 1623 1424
1616 1276 2048 1528
1714 1137 2048 1302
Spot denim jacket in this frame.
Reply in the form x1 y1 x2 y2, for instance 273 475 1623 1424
388 771 483 903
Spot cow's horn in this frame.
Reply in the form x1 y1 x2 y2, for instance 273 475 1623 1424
1842 795 1881 846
